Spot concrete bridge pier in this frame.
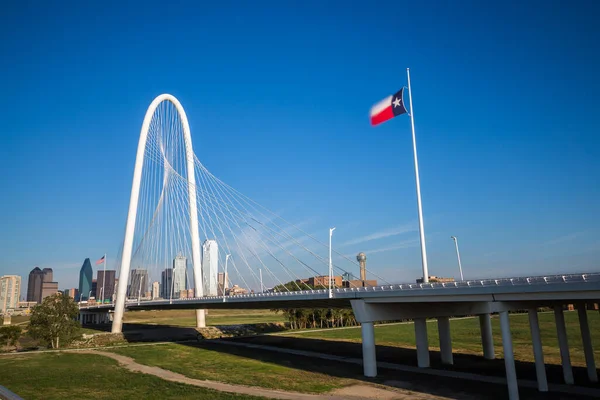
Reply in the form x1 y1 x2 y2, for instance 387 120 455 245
554 305 574 385
414 318 430 368
437 316 453 365
499 310 519 400
527 307 548 392
576 303 598 383
478 313 495 359
361 322 377 377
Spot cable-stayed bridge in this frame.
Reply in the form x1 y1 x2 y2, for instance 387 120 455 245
80 95 599 400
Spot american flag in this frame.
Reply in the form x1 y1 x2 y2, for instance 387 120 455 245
95 255 105 265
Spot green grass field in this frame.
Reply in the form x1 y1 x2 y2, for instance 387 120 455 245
109 342 355 393
0 352 264 400
286 311 600 367
123 309 285 326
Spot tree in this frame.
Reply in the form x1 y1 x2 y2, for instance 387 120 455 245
28 293 81 349
0 325 21 351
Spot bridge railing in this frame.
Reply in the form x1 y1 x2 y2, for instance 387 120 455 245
79 273 600 309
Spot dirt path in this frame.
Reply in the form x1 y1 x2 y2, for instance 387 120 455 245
81 350 429 400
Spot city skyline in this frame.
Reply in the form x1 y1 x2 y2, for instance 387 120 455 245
2 2 600 291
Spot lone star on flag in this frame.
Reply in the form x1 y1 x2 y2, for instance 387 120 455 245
369 87 407 126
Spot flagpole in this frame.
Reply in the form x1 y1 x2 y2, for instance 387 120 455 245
102 253 106 304
406 68 430 284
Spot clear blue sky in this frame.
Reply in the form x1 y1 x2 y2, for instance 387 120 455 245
1 0 599 292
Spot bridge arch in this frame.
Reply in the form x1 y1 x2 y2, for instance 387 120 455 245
112 94 204 333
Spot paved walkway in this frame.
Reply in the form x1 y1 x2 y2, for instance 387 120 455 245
80 350 424 400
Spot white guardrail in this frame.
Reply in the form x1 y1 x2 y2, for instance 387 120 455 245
80 273 600 309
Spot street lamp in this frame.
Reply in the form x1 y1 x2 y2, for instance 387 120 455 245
451 236 464 281
329 227 336 299
224 254 230 302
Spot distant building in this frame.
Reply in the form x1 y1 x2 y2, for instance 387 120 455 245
296 275 343 289
202 240 218 296
217 272 228 296
416 276 455 284
63 288 79 299
187 289 194 298
40 268 58 301
129 269 148 298
161 268 173 299
227 284 248 295
151 281 160 299
173 254 187 297
0 275 21 313
90 279 97 300
27 267 45 303
343 279 377 288
78 258 93 301
96 270 116 303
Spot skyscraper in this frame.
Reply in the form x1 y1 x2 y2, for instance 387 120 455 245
172 254 187 297
91 279 97 299
78 258 93 301
41 268 58 301
202 239 218 296
129 269 148 299
217 272 228 296
161 268 173 299
0 275 21 313
96 270 116 303
151 281 160 299
27 267 44 303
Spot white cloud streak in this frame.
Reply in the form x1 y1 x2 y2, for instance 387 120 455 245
342 223 416 247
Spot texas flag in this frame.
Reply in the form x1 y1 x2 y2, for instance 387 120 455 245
370 87 408 126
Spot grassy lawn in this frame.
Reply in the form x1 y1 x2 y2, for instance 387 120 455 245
287 311 600 367
0 352 264 400
123 309 285 326
109 342 355 393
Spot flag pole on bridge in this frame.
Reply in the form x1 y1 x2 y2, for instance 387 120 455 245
406 68 430 284
369 68 430 283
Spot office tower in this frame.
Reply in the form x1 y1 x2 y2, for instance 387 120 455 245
27 267 45 303
217 272 228 296
78 258 93 301
129 269 148 298
202 239 218 296
41 268 58 301
63 288 79 299
161 268 173 299
0 275 21 313
172 254 188 297
96 270 116 303
151 281 160 299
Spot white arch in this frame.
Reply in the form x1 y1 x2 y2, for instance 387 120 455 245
111 94 205 333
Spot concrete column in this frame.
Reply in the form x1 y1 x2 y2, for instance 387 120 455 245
479 313 495 359
527 308 548 392
437 316 453 365
499 311 519 400
577 303 598 382
361 322 377 377
554 305 574 385
414 318 430 368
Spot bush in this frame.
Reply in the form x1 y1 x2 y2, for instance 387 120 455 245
0 325 22 351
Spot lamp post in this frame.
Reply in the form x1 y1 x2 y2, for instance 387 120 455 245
224 254 230 302
329 227 336 298
451 236 464 281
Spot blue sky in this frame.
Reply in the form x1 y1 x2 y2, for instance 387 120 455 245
1 1 599 292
